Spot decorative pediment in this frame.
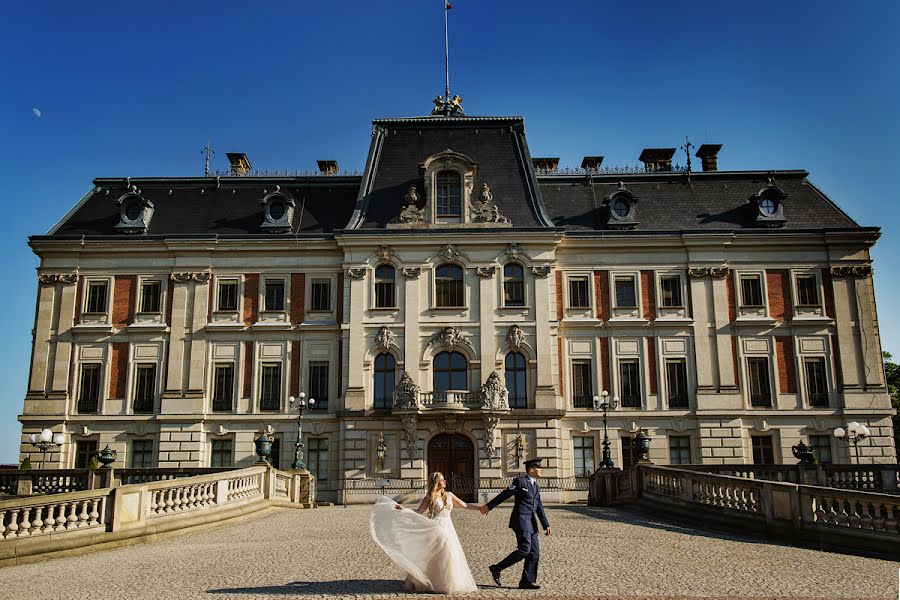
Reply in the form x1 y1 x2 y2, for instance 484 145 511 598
428 327 474 352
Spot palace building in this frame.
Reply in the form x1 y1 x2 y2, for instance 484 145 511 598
20 106 895 503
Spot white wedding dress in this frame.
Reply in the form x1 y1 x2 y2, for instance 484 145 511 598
370 495 478 594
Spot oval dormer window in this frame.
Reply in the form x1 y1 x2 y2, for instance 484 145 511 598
269 199 286 220
760 197 777 215
124 201 142 221
612 198 630 217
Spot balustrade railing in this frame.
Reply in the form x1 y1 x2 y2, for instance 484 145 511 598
673 463 899 493
419 390 478 406
0 491 108 539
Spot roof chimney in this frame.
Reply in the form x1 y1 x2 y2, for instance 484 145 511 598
226 153 252 176
695 144 723 172
639 148 676 172
581 156 604 171
532 157 559 173
317 160 339 176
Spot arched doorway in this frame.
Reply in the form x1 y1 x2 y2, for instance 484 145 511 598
427 433 475 502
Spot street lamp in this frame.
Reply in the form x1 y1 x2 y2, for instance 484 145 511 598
288 393 315 470
376 432 387 466
592 391 619 469
28 429 65 470
833 422 870 465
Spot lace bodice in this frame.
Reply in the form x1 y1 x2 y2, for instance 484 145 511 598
429 496 453 520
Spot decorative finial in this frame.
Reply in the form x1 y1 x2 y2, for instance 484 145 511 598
202 140 214 177
681 136 694 174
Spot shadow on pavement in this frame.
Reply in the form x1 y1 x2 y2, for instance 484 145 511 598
207 579 403 595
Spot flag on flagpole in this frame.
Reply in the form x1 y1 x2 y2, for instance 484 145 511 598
445 1 452 9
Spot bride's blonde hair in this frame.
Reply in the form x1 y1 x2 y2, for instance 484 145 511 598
424 471 448 519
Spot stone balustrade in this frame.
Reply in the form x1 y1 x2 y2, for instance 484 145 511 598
676 463 900 493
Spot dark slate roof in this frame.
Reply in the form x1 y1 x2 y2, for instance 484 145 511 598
48 178 359 237
348 116 551 229
538 171 860 232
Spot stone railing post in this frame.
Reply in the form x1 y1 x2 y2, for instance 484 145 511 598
263 466 275 500
215 479 229 506
109 484 148 532
680 470 694 503
881 466 898 491
797 465 819 486
16 474 33 496
89 468 114 490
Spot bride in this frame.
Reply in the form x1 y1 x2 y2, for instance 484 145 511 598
370 472 480 594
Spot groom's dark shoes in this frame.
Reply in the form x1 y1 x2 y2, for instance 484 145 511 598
518 582 541 590
489 565 502 587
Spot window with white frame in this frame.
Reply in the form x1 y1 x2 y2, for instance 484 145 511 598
619 359 641 407
573 436 595 477
264 278 285 311
665 359 688 408
747 357 772 407
260 363 282 411
85 280 109 313
210 439 233 468
217 279 239 311
571 360 593 408
374 265 396 308
130 439 155 468
436 171 462 217
308 362 329 410
374 353 395 409
310 280 331 311
505 352 527 408
568 276 590 308
435 264 465 308
740 274 764 307
503 264 525 307
668 435 691 465
139 280 162 313
804 357 828 407
808 434 832 464
77 364 102 413
132 364 156 414
212 363 235 412
659 275 682 307
795 274 820 307
614 275 637 308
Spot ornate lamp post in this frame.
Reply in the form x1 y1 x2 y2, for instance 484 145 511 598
592 391 619 469
28 429 65 470
376 432 387 467
833 422 870 465
289 393 315 470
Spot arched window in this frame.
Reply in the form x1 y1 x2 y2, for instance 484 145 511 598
503 263 525 307
374 353 396 409
435 264 464 307
505 352 527 408
436 171 461 217
374 265 396 308
433 351 467 398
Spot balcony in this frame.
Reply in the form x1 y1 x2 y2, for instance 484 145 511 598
419 390 479 408
392 371 511 413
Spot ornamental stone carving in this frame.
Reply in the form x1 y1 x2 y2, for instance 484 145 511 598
506 325 525 350
429 327 474 352
39 273 78 285
375 245 394 261
469 183 511 224
375 326 395 350
170 273 193 283
830 265 872 278
439 243 459 261
392 372 420 411
401 414 418 461
402 267 421 279
505 243 522 260
439 415 465 433
396 185 425 224
531 266 552 278
480 371 510 411
193 272 211 284
688 267 730 279
483 414 501 459
476 266 496 278
170 272 210 283
347 268 367 280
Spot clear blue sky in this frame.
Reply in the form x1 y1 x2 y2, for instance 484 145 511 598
1 1 898 463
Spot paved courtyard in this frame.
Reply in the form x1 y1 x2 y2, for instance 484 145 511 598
0 503 895 600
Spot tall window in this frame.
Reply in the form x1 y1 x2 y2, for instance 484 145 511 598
264 279 285 311
568 276 590 308
619 360 641 407
805 358 828 407
659 275 682 307
260 363 282 411
269 437 281 469
740 275 764 306
85 281 108 313
374 265 396 308
808 435 832 464
140 280 161 313
310 280 331 311
130 439 155 468
621 435 636 470
573 436 595 477
436 170 461 216
212 363 235 412
796 274 820 306
433 351 467 396
571 360 593 408
77 364 101 413
503 264 525 307
435 264 464 307
308 437 329 482
747 357 771 407
665 359 688 408
74 440 98 469
374 353 396 409
505 352 527 408
309 362 329 410
614 275 637 307
217 279 238 311
668 436 691 465
211 439 233 468
751 435 775 465
132 364 156 414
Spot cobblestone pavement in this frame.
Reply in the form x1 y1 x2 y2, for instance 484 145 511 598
0 504 896 600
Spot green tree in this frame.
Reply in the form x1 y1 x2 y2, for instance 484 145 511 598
884 352 900 410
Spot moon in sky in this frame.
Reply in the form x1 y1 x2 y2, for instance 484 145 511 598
32 108 42 118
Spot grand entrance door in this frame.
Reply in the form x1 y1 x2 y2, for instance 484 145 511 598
427 433 475 502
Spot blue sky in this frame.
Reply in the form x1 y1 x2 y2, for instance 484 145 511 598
0 1 898 463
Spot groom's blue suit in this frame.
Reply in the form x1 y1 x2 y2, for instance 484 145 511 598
486 474 550 587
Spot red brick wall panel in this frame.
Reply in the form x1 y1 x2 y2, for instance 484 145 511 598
337 272 345 324
823 268 835 319
337 339 343 398
599 337 610 392
555 271 563 321
594 270 609 320
641 270 656 321
207 275 214 322
74 277 83 325
290 341 301 396
830 333 843 389
775 336 797 393
726 273 736 323
112 276 135 327
557 337 564 397
110 342 129 399
731 336 740 391
165 279 175 326
766 270 792 321
242 341 253 398
243 274 259 326
647 337 658 395
290 274 305 325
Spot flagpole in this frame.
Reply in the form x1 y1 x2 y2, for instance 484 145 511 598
444 0 450 101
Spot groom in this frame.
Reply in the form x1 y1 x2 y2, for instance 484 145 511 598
480 457 551 590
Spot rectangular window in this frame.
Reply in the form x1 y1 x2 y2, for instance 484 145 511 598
309 362 329 410
571 360 593 408
212 363 235 412
210 439 233 468
614 275 637 307
659 275 682 307
264 279 285 311
668 435 692 465
796 274 820 306
77 364 101 413
619 360 641 407
74 440 99 469
269 437 281 469
573 436 595 477
85 281 108 313
740 275 764 306
217 280 238 311
503 279 525 307
665 359 688 408
310 280 331 311
568 277 590 308
132 364 156 413
260 363 282 411
375 279 395 309
308 437 329 482
130 439 154 468
747 357 772 407
808 434 832 464
805 358 828 407
751 435 775 465
621 435 636 470
140 280 161 313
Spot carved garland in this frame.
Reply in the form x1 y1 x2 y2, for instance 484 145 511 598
687 267 729 279
476 266 496 278
830 266 872 278
38 273 78 285
531 266 552 278
347 268 367 280
483 414 501 459
171 272 211 283
402 268 422 279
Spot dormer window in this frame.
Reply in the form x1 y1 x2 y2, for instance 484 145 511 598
115 192 154 234
260 191 296 233
612 198 630 218
604 189 639 229
749 183 787 227
436 171 462 217
759 197 777 216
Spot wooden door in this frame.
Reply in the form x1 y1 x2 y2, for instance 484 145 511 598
427 433 475 502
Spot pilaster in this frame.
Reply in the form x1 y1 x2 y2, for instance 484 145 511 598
534 269 556 408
